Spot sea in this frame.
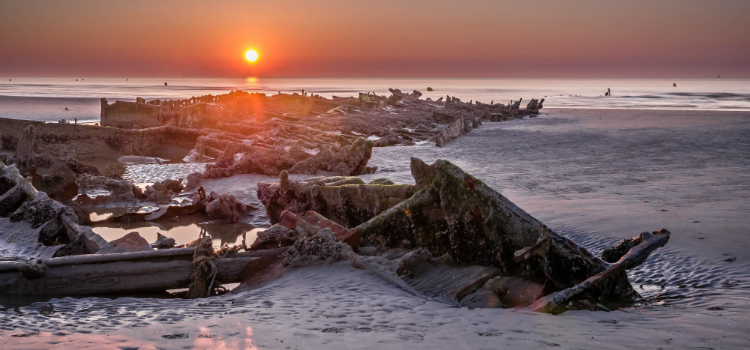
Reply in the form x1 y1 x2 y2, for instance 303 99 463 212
1 77 749 123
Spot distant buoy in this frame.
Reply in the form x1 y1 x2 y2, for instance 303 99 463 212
673 83 676 87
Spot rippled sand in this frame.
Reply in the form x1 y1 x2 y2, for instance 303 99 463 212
3 108 750 349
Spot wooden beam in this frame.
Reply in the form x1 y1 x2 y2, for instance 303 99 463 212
0 248 289 295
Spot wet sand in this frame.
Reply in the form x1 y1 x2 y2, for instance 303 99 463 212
3 108 750 348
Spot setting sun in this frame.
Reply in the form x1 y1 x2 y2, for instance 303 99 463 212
245 50 259 62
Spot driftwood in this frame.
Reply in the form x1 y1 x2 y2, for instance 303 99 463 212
0 247 287 295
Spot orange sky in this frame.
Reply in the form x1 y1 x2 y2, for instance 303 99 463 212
1 0 749 77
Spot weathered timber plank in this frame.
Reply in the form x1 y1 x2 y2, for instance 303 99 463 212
0 257 259 295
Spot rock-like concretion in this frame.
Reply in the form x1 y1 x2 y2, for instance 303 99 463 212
150 232 176 249
144 178 184 204
281 218 354 268
51 226 108 258
32 160 79 202
185 172 203 190
205 192 248 222
96 232 152 254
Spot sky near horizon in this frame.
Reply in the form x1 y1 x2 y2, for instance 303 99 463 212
1 0 749 78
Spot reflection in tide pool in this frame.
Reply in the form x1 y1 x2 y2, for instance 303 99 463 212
92 222 263 249
88 212 114 222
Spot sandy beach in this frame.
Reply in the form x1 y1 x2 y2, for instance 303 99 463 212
2 107 749 349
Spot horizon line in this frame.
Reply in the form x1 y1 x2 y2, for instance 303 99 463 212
1 76 746 79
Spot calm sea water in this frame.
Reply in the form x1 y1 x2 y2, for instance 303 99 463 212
1 77 749 122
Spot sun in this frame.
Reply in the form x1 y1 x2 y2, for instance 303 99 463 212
245 50 259 62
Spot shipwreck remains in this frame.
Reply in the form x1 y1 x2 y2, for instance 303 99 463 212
1 89 544 181
0 89 544 177
0 79 662 315
255 158 669 313
0 155 668 313
0 83 645 315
